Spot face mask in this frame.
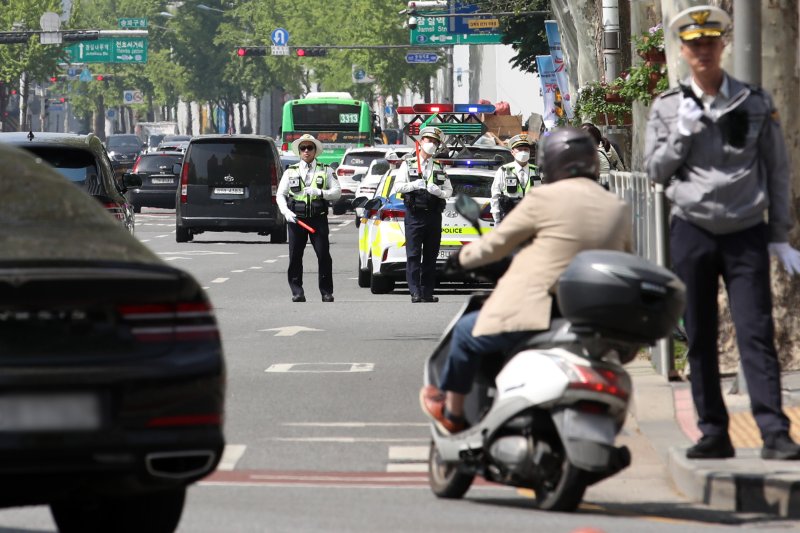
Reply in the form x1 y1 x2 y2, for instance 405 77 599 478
421 142 437 155
514 151 531 163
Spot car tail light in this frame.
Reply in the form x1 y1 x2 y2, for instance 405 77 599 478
146 414 222 428
380 208 405 221
281 142 288 152
180 163 190 203
479 203 493 221
117 301 219 343
103 202 126 222
131 155 142 173
563 362 630 401
367 209 379 218
338 168 354 177
270 162 279 202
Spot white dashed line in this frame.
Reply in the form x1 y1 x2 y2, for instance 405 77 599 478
140 239 151 242
211 278 229 284
155 234 169 238
278 254 289 258
263 260 277 263
249 266 263 270
231 270 245 273
217 444 247 471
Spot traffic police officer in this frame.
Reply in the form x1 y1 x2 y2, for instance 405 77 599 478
490 133 539 223
395 126 453 302
646 5 800 460
276 133 341 302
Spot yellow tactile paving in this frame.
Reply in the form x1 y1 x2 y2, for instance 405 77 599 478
729 406 800 448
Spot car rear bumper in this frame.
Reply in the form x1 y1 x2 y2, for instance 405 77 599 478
128 189 177 208
179 216 281 232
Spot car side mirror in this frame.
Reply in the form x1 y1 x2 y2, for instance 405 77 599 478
123 172 142 189
330 162 339 170
351 196 368 209
173 163 182 175
364 198 382 211
352 173 364 182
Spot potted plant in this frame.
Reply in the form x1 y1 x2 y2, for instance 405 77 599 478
573 81 632 126
635 23 666 64
618 63 669 107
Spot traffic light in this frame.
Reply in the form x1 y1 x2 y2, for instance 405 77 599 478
236 47 267 57
95 75 114 82
49 75 66 83
296 47 327 57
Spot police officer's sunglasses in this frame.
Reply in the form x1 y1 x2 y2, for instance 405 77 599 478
299 145 316 151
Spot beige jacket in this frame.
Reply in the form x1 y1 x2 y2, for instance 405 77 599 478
459 178 632 337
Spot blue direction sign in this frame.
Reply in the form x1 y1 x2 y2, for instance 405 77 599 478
405 52 439 64
270 28 289 46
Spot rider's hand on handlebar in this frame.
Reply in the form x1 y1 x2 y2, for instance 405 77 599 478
444 249 463 275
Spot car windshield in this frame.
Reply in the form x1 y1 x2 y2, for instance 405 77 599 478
342 151 386 167
136 154 182 172
448 173 493 198
20 146 105 195
107 136 141 150
188 140 273 185
148 134 165 147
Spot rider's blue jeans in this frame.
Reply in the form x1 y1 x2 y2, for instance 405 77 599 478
438 310 534 394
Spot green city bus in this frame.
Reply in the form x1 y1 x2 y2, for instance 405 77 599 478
280 92 373 165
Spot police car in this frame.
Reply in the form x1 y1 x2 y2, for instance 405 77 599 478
356 160 498 294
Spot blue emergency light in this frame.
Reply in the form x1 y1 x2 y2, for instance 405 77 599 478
453 103 496 114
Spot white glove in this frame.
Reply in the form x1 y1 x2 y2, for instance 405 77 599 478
284 210 297 224
426 183 442 196
677 96 704 136
413 179 426 190
769 242 800 275
304 187 322 197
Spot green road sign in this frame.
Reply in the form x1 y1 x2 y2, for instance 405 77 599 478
409 12 505 45
118 17 147 29
64 38 148 63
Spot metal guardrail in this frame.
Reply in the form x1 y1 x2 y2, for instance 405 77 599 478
600 171 674 378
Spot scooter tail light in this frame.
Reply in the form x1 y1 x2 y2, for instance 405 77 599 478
558 360 630 400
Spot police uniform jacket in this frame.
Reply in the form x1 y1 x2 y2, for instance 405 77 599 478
459 178 632 337
394 157 453 199
645 73 792 242
490 161 538 218
276 159 341 217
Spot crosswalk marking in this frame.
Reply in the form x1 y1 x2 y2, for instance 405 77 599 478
387 445 429 473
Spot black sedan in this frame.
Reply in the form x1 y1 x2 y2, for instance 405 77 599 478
0 143 225 533
127 151 184 212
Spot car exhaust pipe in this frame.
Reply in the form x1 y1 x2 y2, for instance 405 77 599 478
145 450 217 479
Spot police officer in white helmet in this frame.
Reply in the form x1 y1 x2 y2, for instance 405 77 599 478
395 126 453 302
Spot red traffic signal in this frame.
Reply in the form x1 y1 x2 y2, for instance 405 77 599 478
296 47 327 57
236 47 267 57
96 75 114 82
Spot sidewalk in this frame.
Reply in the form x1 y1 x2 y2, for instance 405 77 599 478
629 358 800 518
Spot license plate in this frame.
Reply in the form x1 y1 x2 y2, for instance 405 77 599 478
151 177 174 184
438 248 457 260
0 393 101 432
214 188 244 195
563 409 616 444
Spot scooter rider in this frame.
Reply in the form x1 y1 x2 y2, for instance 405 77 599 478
490 133 539 223
419 126 632 433
395 126 453 303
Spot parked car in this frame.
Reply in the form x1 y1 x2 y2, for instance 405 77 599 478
333 147 400 215
353 158 393 223
0 142 225 533
106 133 146 175
175 134 287 243
0 131 139 234
127 151 185 212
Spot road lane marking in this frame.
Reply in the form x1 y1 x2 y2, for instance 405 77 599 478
387 464 428 473
263 259 277 263
266 437 428 443
259 326 324 337
283 423 427 428
265 363 373 373
155 234 170 238
388 446 428 462
159 251 237 256
249 266 263 269
211 278 229 283
140 239 151 242
163 257 189 261
217 444 247 471
231 270 245 273
278 254 289 258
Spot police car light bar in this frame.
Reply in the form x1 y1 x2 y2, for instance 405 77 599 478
396 106 416 115
412 103 454 114
453 103 496 114
438 159 496 167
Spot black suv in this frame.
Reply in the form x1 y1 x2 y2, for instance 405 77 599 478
127 151 184 212
106 133 146 175
175 135 287 243
0 132 140 233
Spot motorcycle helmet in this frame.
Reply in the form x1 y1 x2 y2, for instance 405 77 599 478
537 126 600 183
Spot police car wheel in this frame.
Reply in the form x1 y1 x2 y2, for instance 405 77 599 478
370 273 395 294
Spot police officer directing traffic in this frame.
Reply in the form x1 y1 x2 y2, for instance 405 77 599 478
276 134 341 302
646 5 800 460
490 133 539 223
395 126 453 303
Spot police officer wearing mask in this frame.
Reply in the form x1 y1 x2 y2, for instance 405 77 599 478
490 133 539 223
395 126 453 303
646 5 800 460
277 134 341 302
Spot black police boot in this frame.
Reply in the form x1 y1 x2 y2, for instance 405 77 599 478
411 294 422 303
686 433 735 459
292 294 306 303
761 431 800 460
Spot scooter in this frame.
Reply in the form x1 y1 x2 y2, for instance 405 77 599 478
424 195 685 512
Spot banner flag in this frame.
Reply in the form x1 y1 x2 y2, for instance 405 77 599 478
536 55 559 129
544 20 574 120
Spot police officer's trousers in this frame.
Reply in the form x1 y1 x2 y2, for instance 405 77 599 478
404 209 442 299
671 218 789 439
287 215 333 297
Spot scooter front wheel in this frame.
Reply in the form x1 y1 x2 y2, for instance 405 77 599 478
428 440 474 499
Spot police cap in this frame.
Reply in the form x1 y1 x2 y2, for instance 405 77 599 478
669 5 731 42
508 134 534 150
420 126 443 144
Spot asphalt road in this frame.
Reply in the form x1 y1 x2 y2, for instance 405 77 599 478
0 209 788 532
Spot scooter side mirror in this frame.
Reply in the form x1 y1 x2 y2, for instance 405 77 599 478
454 194 482 235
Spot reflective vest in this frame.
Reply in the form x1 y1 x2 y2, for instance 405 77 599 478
404 158 447 213
406 157 446 185
286 163 329 203
500 162 538 196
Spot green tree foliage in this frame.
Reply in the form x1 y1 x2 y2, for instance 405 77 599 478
473 0 550 73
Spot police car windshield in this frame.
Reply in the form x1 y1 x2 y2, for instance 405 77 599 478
448 173 492 198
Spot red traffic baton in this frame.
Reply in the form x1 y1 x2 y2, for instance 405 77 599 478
296 219 316 234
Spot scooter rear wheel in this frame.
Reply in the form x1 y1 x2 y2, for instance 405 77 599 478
533 452 587 512
428 440 474 499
